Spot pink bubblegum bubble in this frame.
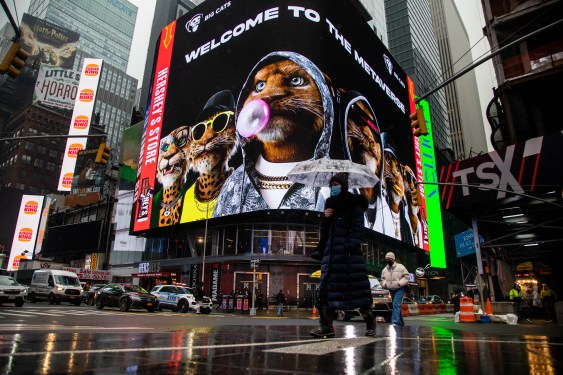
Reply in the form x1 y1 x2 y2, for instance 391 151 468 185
236 99 270 138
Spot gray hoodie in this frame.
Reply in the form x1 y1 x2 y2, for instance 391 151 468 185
214 51 334 216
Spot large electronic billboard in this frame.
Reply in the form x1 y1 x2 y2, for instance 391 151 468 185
133 0 430 250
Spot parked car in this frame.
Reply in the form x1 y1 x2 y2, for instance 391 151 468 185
417 295 444 304
183 287 213 314
150 285 198 313
95 283 158 312
0 275 28 307
83 284 106 306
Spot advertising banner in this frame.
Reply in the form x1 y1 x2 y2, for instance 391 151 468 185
57 58 104 191
20 13 80 69
440 132 563 209
133 0 429 250
71 149 106 194
33 64 80 110
7 195 45 271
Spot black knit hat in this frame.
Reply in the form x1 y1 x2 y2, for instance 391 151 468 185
330 172 349 191
196 90 235 122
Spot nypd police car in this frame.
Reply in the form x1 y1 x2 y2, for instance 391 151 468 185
150 285 198 313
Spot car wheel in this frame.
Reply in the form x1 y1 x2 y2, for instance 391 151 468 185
15 301 24 307
147 306 155 312
202 307 211 315
119 298 130 312
29 293 36 303
158 305 163 311
87 296 94 306
95 298 104 310
74 299 81 306
336 310 349 321
178 300 189 313
48 294 56 305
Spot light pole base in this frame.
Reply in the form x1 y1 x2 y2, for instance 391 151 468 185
249 308 256 316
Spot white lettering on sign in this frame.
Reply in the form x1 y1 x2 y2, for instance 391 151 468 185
452 145 525 198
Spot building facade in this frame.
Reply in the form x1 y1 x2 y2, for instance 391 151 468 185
28 0 139 158
429 0 488 160
481 0 563 149
385 0 452 152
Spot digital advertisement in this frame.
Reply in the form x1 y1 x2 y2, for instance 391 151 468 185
133 0 429 251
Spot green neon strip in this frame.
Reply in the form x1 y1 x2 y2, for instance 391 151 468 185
419 100 446 268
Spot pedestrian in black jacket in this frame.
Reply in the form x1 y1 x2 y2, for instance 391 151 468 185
310 172 375 338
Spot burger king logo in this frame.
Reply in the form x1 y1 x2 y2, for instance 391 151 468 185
84 64 100 76
73 115 89 130
62 172 74 188
24 201 39 214
12 255 26 270
18 227 33 242
79 89 94 102
68 143 83 158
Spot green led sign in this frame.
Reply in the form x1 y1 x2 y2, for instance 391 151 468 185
419 100 446 268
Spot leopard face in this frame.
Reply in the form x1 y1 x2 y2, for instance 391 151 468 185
156 126 190 226
187 113 237 201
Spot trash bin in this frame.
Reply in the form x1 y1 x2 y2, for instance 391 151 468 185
227 295 234 312
236 294 245 314
221 295 229 312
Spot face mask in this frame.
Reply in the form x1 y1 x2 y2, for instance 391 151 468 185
330 186 341 196
386 260 394 266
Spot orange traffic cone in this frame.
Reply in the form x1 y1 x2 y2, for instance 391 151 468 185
486 298 493 315
312 306 318 317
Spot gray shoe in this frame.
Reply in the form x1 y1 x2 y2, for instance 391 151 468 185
365 329 376 337
310 327 335 338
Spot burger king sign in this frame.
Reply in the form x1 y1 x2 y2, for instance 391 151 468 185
8 194 45 271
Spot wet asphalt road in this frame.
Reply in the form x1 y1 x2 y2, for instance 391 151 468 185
0 304 562 374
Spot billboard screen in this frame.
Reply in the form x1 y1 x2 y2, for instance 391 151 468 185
133 0 429 250
20 13 80 70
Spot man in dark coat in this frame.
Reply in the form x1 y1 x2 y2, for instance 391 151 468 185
310 172 376 338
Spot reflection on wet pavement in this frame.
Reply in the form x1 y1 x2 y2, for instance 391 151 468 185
0 324 561 374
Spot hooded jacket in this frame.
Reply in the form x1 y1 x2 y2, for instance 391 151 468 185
317 191 372 311
213 51 334 216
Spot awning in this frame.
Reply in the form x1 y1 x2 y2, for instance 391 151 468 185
131 272 177 278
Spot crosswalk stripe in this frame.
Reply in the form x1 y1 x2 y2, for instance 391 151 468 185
0 312 38 317
3 309 62 316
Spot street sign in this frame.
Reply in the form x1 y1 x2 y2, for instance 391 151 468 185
250 258 260 269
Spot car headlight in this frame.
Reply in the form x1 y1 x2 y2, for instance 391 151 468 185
56 286 64 292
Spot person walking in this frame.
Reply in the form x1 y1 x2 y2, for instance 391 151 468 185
380 252 409 326
256 289 264 310
310 173 375 338
275 289 286 317
532 285 542 319
541 283 557 323
522 287 534 322
194 282 205 314
509 284 523 320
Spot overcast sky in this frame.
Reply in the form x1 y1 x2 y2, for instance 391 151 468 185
3 0 495 150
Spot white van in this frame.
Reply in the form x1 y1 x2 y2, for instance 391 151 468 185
29 270 83 306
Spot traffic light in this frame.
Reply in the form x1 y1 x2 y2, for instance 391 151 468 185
410 107 428 137
0 43 29 78
95 143 111 164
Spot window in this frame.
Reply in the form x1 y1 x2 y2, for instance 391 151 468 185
34 159 44 168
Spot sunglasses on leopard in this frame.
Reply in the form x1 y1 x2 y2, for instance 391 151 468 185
190 111 234 142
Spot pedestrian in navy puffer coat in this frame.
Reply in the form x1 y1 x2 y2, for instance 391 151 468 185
310 172 376 338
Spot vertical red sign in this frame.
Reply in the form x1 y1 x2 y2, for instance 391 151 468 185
133 21 176 232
